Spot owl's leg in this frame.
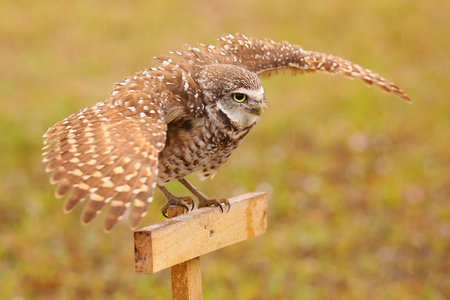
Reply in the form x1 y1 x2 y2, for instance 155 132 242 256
178 178 230 212
158 185 195 218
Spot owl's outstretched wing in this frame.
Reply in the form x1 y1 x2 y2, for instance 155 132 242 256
217 33 410 102
43 100 163 232
43 70 204 231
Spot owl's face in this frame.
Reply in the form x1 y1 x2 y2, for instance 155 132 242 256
215 86 266 130
198 64 267 130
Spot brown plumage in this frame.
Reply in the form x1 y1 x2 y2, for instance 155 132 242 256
42 33 410 231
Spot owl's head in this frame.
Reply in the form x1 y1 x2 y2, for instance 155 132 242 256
197 64 267 130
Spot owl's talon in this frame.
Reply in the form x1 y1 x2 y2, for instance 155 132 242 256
160 195 194 218
219 198 230 213
197 197 230 213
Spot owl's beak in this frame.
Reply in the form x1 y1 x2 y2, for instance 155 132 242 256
249 104 263 116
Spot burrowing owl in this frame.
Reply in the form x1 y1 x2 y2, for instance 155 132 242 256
42 33 410 231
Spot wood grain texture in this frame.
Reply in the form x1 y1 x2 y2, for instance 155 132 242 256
171 258 202 300
168 206 203 300
134 192 267 273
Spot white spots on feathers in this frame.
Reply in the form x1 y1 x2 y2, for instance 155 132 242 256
42 33 410 232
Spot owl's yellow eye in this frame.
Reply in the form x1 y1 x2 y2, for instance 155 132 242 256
232 93 247 103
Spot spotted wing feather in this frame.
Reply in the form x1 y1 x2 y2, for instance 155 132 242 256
43 71 201 231
216 33 410 102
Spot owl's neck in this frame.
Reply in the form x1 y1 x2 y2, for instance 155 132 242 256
206 107 255 145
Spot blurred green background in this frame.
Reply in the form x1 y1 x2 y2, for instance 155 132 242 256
1 0 449 299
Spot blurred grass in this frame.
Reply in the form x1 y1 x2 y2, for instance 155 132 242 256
1 0 449 299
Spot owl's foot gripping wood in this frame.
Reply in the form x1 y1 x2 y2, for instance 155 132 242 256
179 178 230 212
158 178 230 218
158 185 195 218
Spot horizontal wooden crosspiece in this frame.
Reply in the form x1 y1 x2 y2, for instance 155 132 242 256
134 192 267 274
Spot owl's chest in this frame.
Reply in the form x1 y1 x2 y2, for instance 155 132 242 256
156 117 248 185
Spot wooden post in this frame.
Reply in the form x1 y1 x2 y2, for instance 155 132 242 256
134 192 267 299
170 257 202 299
168 206 203 300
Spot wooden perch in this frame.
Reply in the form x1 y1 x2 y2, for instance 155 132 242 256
134 192 267 274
